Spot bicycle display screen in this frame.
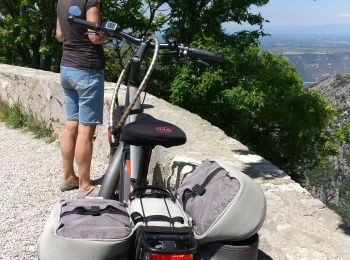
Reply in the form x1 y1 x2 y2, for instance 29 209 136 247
104 21 118 31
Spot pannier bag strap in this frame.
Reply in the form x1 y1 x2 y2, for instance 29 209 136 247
131 212 184 226
61 205 129 217
182 166 225 210
129 185 175 201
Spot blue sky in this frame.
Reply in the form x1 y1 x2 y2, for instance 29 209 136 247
255 0 350 26
224 0 350 35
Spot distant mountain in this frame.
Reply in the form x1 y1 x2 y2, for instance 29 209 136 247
224 23 350 36
284 53 350 82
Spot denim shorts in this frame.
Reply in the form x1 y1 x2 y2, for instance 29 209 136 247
60 66 104 125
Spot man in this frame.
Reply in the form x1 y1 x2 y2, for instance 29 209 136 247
56 0 110 197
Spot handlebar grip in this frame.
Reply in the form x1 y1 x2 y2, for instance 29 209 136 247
69 17 100 31
188 48 224 63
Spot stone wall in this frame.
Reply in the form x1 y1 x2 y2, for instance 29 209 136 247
0 64 349 259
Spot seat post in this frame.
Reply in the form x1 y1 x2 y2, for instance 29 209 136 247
135 146 154 187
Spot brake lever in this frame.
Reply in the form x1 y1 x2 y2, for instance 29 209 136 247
178 57 189 62
167 50 178 55
196 59 209 66
166 49 209 66
164 50 187 62
84 32 98 36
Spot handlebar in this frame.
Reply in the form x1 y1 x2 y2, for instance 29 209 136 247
186 47 224 63
69 17 100 31
68 15 224 63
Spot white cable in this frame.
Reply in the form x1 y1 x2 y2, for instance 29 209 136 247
115 36 160 129
109 59 131 127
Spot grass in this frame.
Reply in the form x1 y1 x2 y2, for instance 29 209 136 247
0 100 7 122
0 99 57 143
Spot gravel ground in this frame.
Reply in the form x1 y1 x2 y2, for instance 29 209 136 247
0 122 107 260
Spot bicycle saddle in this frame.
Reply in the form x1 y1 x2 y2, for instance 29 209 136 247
121 113 187 148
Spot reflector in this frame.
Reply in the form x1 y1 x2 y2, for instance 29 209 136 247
147 254 193 260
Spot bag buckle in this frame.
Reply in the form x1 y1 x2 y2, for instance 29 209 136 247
90 206 101 216
192 184 206 196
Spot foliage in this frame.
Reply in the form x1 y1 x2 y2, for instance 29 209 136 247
102 0 271 81
0 99 9 122
335 121 350 145
329 178 350 226
149 38 339 180
343 150 350 166
103 0 167 36
306 161 338 186
334 74 350 87
0 0 166 72
5 102 26 128
163 0 268 44
119 0 341 181
336 179 350 225
0 0 61 70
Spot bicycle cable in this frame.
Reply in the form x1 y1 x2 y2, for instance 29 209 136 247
109 59 131 129
114 36 160 130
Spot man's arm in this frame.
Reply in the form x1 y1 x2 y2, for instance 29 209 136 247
86 3 111 44
56 18 64 42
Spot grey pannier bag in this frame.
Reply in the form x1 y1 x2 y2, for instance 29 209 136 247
38 199 134 260
175 160 266 244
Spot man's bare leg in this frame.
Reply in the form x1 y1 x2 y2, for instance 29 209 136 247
60 121 79 183
75 124 97 191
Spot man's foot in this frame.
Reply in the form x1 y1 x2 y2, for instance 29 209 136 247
60 178 79 192
91 174 105 186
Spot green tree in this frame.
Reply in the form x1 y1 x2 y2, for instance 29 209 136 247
144 0 341 180
103 0 167 35
0 0 166 72
0 0 60 70
329 179 350 225
164 0 268 44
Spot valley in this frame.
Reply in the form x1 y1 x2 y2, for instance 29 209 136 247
260 34 350 82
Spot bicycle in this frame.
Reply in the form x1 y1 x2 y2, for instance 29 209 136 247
38 6 265 260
